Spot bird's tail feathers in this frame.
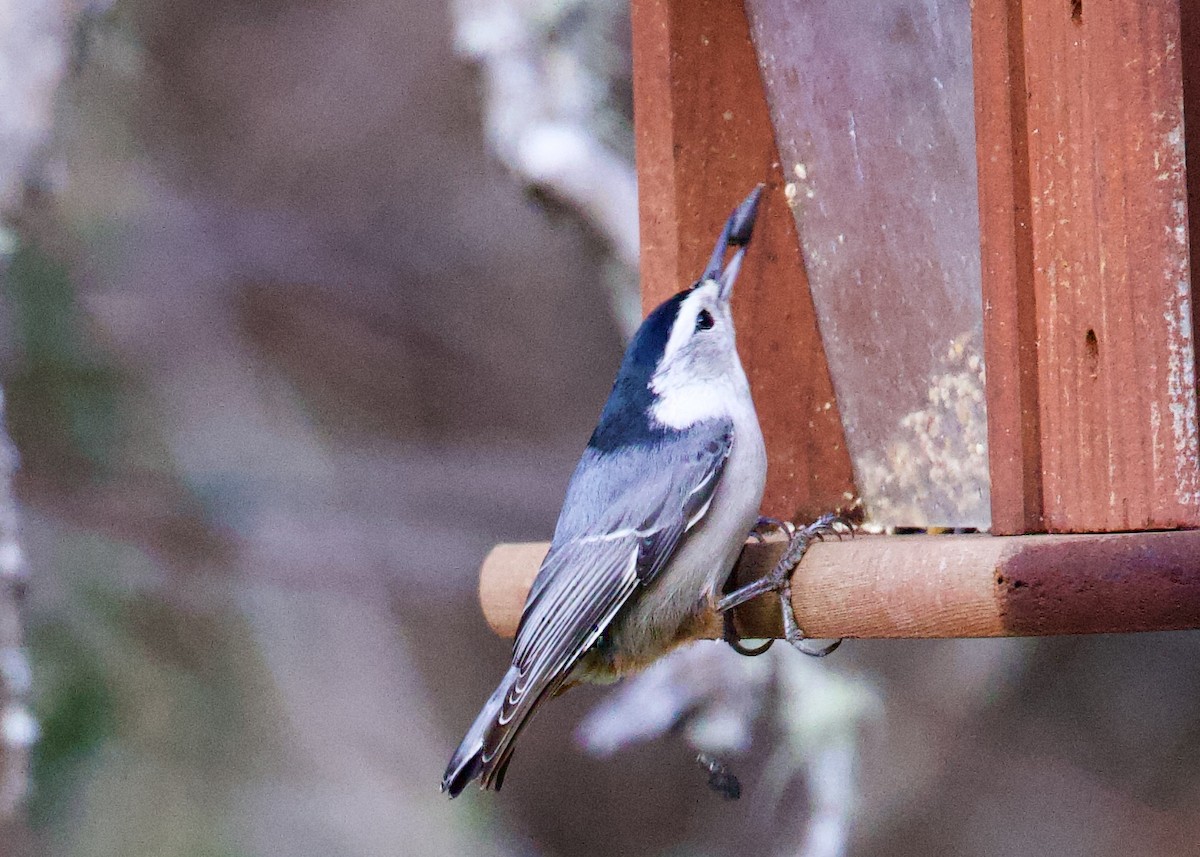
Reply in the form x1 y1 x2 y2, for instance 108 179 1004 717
442 665 527 797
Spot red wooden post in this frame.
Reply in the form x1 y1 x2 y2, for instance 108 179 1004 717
631 0 857 521
973 0 1045 535
974 0 1200 533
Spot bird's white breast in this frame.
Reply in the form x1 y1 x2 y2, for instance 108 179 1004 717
671 380 767 599
606 367 767 669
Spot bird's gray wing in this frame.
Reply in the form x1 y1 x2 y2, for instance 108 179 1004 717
519 421 734 625
480 421 732 785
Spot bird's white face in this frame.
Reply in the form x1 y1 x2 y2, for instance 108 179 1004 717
649 279 750 429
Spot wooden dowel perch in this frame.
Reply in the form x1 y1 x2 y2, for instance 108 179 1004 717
480 531 1200 640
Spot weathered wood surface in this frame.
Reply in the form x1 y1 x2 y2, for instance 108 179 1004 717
972 0 1045 535
480 531 1200 639
745 0 989 529
631 0 856 522
1183 0 1200 420
975 0 1200 532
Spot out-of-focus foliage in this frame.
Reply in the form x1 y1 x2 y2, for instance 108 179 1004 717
0 0 67 203
0 0 72 829
29 616 116 830
5 243 122 477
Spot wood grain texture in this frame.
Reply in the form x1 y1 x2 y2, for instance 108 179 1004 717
972 0 1045 535
977 0 1200 532
1183 0 1200 381
745 0 989 530
631 0 857 521
479 531 1200 639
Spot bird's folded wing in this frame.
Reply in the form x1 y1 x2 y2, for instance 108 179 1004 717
483 532 640 775
489 421 734 768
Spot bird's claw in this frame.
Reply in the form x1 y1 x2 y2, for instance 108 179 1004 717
773 513 850 657
721 556 775 655
748 515 793 544
722 607 774 656
720 513 852 658
777 568 842 657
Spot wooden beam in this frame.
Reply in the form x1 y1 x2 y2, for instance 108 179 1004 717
631 0 857 521
973 0 1045 535
974 0 1200 532
479 531 1200 640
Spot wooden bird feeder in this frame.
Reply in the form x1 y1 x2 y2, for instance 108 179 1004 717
479 0 1200 640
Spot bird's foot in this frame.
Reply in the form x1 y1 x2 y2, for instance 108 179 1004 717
749 515 794 543
773 513 845 657
719 513 852 658
720 516 799 655
722 608 774 656
721 519 788 656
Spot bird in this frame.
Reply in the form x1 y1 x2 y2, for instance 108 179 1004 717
442 186 840 797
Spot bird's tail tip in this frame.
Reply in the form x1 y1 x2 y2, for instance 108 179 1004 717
441 745 485 798
441 666 522 798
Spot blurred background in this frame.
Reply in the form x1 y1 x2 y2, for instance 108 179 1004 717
1 2 1200 856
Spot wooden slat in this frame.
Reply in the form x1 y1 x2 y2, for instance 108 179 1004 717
631 0 857 521
975 0 1200 532
973 0 1045 535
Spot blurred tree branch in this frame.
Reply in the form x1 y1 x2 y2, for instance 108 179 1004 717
452 0 642 338
0 389 33 821
0 0 73 823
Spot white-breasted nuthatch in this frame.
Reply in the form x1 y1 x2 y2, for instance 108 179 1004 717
443 186 841 797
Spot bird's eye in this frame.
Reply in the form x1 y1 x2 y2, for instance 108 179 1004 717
695 309 715 331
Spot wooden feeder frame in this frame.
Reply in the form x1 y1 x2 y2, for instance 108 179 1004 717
479 0 1200 640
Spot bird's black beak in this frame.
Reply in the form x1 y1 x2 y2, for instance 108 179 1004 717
701 184 764 300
